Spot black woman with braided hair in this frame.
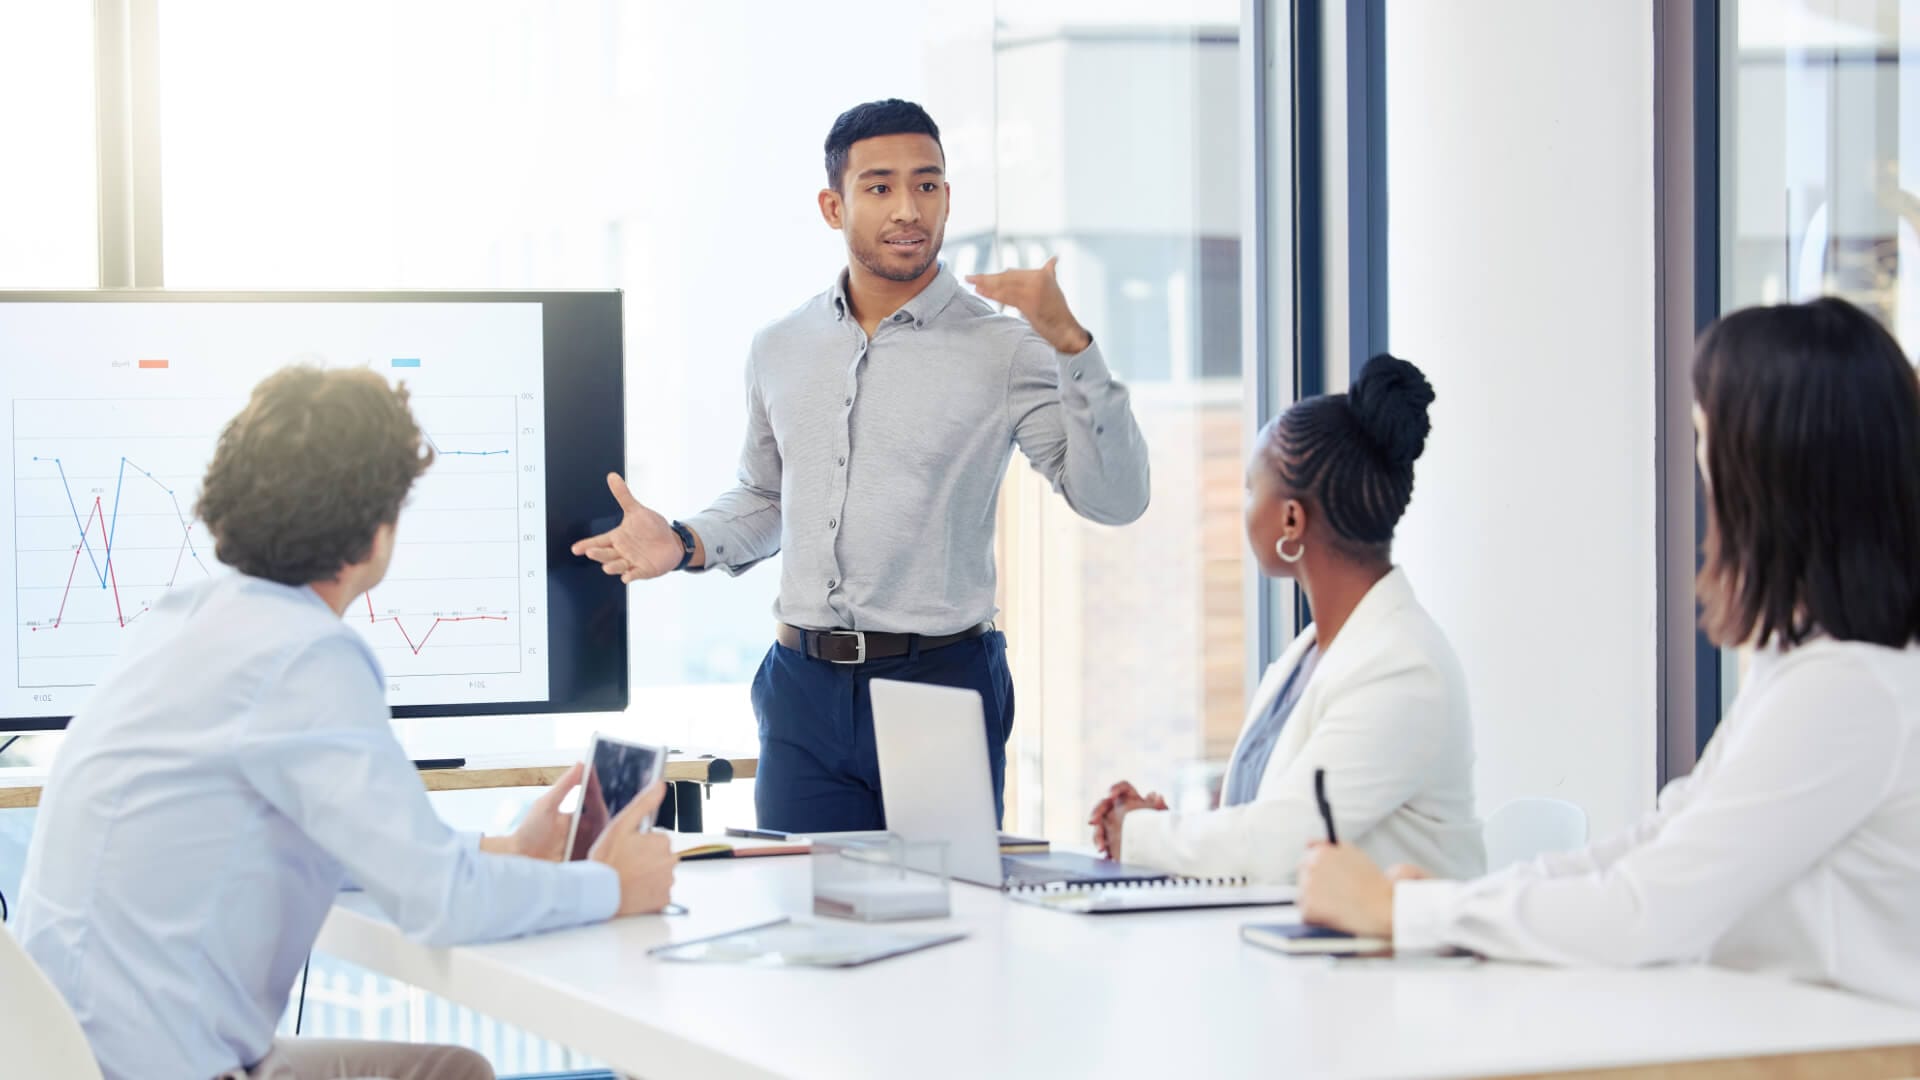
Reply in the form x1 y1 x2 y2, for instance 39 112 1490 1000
1091 354 1483 885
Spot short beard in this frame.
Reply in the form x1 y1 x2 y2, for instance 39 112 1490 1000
851 234 941 283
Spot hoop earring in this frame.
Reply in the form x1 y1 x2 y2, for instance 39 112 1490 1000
1276 537 1305 564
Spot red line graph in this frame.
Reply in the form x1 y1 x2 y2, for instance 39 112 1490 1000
36 495 145 632
364 594 508 655
28 454 201 633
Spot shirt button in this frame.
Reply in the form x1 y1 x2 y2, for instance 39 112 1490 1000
1096 425 1106 435
716 545 726 555
894 312 909 322
844 396 853 407
828 518 837 529
1072 369 1083 381
838 456 847 467
827 580 838 590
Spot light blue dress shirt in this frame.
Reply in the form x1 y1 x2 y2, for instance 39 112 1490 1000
1221 645 1319 807
16 574 618 1080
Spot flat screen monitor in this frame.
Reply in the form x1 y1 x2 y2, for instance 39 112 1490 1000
0 290 627 731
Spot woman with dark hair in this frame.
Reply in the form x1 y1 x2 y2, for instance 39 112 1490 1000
1089 355 1484 884
1298 297 1920 1009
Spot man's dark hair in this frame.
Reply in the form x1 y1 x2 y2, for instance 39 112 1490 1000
824 98 942 192
196 366 433 585
1260 353 1436 559
1693 296 1920 649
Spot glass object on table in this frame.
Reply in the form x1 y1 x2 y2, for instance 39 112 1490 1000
811 833 952 922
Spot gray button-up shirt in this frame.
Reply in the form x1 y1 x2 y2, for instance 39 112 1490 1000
684 267 1151 635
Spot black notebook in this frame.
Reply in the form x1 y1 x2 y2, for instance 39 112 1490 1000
1241 921 1386 954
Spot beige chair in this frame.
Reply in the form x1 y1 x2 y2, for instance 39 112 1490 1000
0 923 102 1079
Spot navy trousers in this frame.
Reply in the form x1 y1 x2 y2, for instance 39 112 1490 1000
750 631 1014 833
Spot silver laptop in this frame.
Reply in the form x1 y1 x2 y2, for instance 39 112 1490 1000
869 678 1170 889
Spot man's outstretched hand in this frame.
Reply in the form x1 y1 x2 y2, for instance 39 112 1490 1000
569 473 691 584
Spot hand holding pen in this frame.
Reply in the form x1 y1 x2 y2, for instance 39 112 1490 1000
1313 766 1338 844
1297 767 1432 938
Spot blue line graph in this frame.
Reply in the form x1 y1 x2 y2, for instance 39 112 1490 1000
33 455 208 591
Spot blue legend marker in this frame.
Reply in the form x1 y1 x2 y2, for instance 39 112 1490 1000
391 358 421 368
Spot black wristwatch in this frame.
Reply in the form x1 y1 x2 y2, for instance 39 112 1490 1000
668 520 697 572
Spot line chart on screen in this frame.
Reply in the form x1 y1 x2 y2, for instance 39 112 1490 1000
12 394 534 691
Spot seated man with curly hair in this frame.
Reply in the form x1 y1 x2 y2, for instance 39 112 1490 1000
16 368 676 1080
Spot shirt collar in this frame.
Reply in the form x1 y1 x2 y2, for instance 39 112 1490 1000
830 264 960 330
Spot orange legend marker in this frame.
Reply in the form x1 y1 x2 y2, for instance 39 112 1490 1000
138 359 169 369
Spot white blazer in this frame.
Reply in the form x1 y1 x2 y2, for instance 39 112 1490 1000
1124 567 1484 883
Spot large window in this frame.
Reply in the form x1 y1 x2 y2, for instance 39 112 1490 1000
984 2 1248 839
0 4 97 286
1723 0 1919 350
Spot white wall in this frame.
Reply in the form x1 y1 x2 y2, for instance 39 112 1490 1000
1383 0 1659 840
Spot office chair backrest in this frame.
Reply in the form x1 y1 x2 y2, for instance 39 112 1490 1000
1484 797 1589 872
0 923 103 1079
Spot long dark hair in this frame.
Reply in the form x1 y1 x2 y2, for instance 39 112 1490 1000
1693 297 1920 649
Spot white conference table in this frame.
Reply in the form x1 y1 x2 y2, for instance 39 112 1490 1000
317 856 1920 1079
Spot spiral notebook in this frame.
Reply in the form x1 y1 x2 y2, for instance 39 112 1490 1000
1007 875 1297 915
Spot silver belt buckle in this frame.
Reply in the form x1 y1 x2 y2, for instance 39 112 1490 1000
824 629 867 664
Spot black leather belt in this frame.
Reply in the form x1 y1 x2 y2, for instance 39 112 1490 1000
776 622 993 664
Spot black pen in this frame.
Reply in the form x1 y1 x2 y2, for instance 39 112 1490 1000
1313 767 1338 844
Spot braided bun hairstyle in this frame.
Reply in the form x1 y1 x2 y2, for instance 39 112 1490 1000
1263 353 1435 554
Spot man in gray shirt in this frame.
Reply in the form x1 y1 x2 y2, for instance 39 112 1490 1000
573 99 1150 830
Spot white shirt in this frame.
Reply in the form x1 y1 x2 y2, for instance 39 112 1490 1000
1396 638 1920 1010
17 575 618 1080
1123 567 1484 883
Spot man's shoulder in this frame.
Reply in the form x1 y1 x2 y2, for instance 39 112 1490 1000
940 286 1031 336
754 288 841 346
70 577 381 737
201 577 382 685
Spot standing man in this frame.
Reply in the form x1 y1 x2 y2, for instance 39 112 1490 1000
573 99 1150 831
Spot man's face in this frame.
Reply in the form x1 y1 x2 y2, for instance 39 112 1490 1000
821 133 949 283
